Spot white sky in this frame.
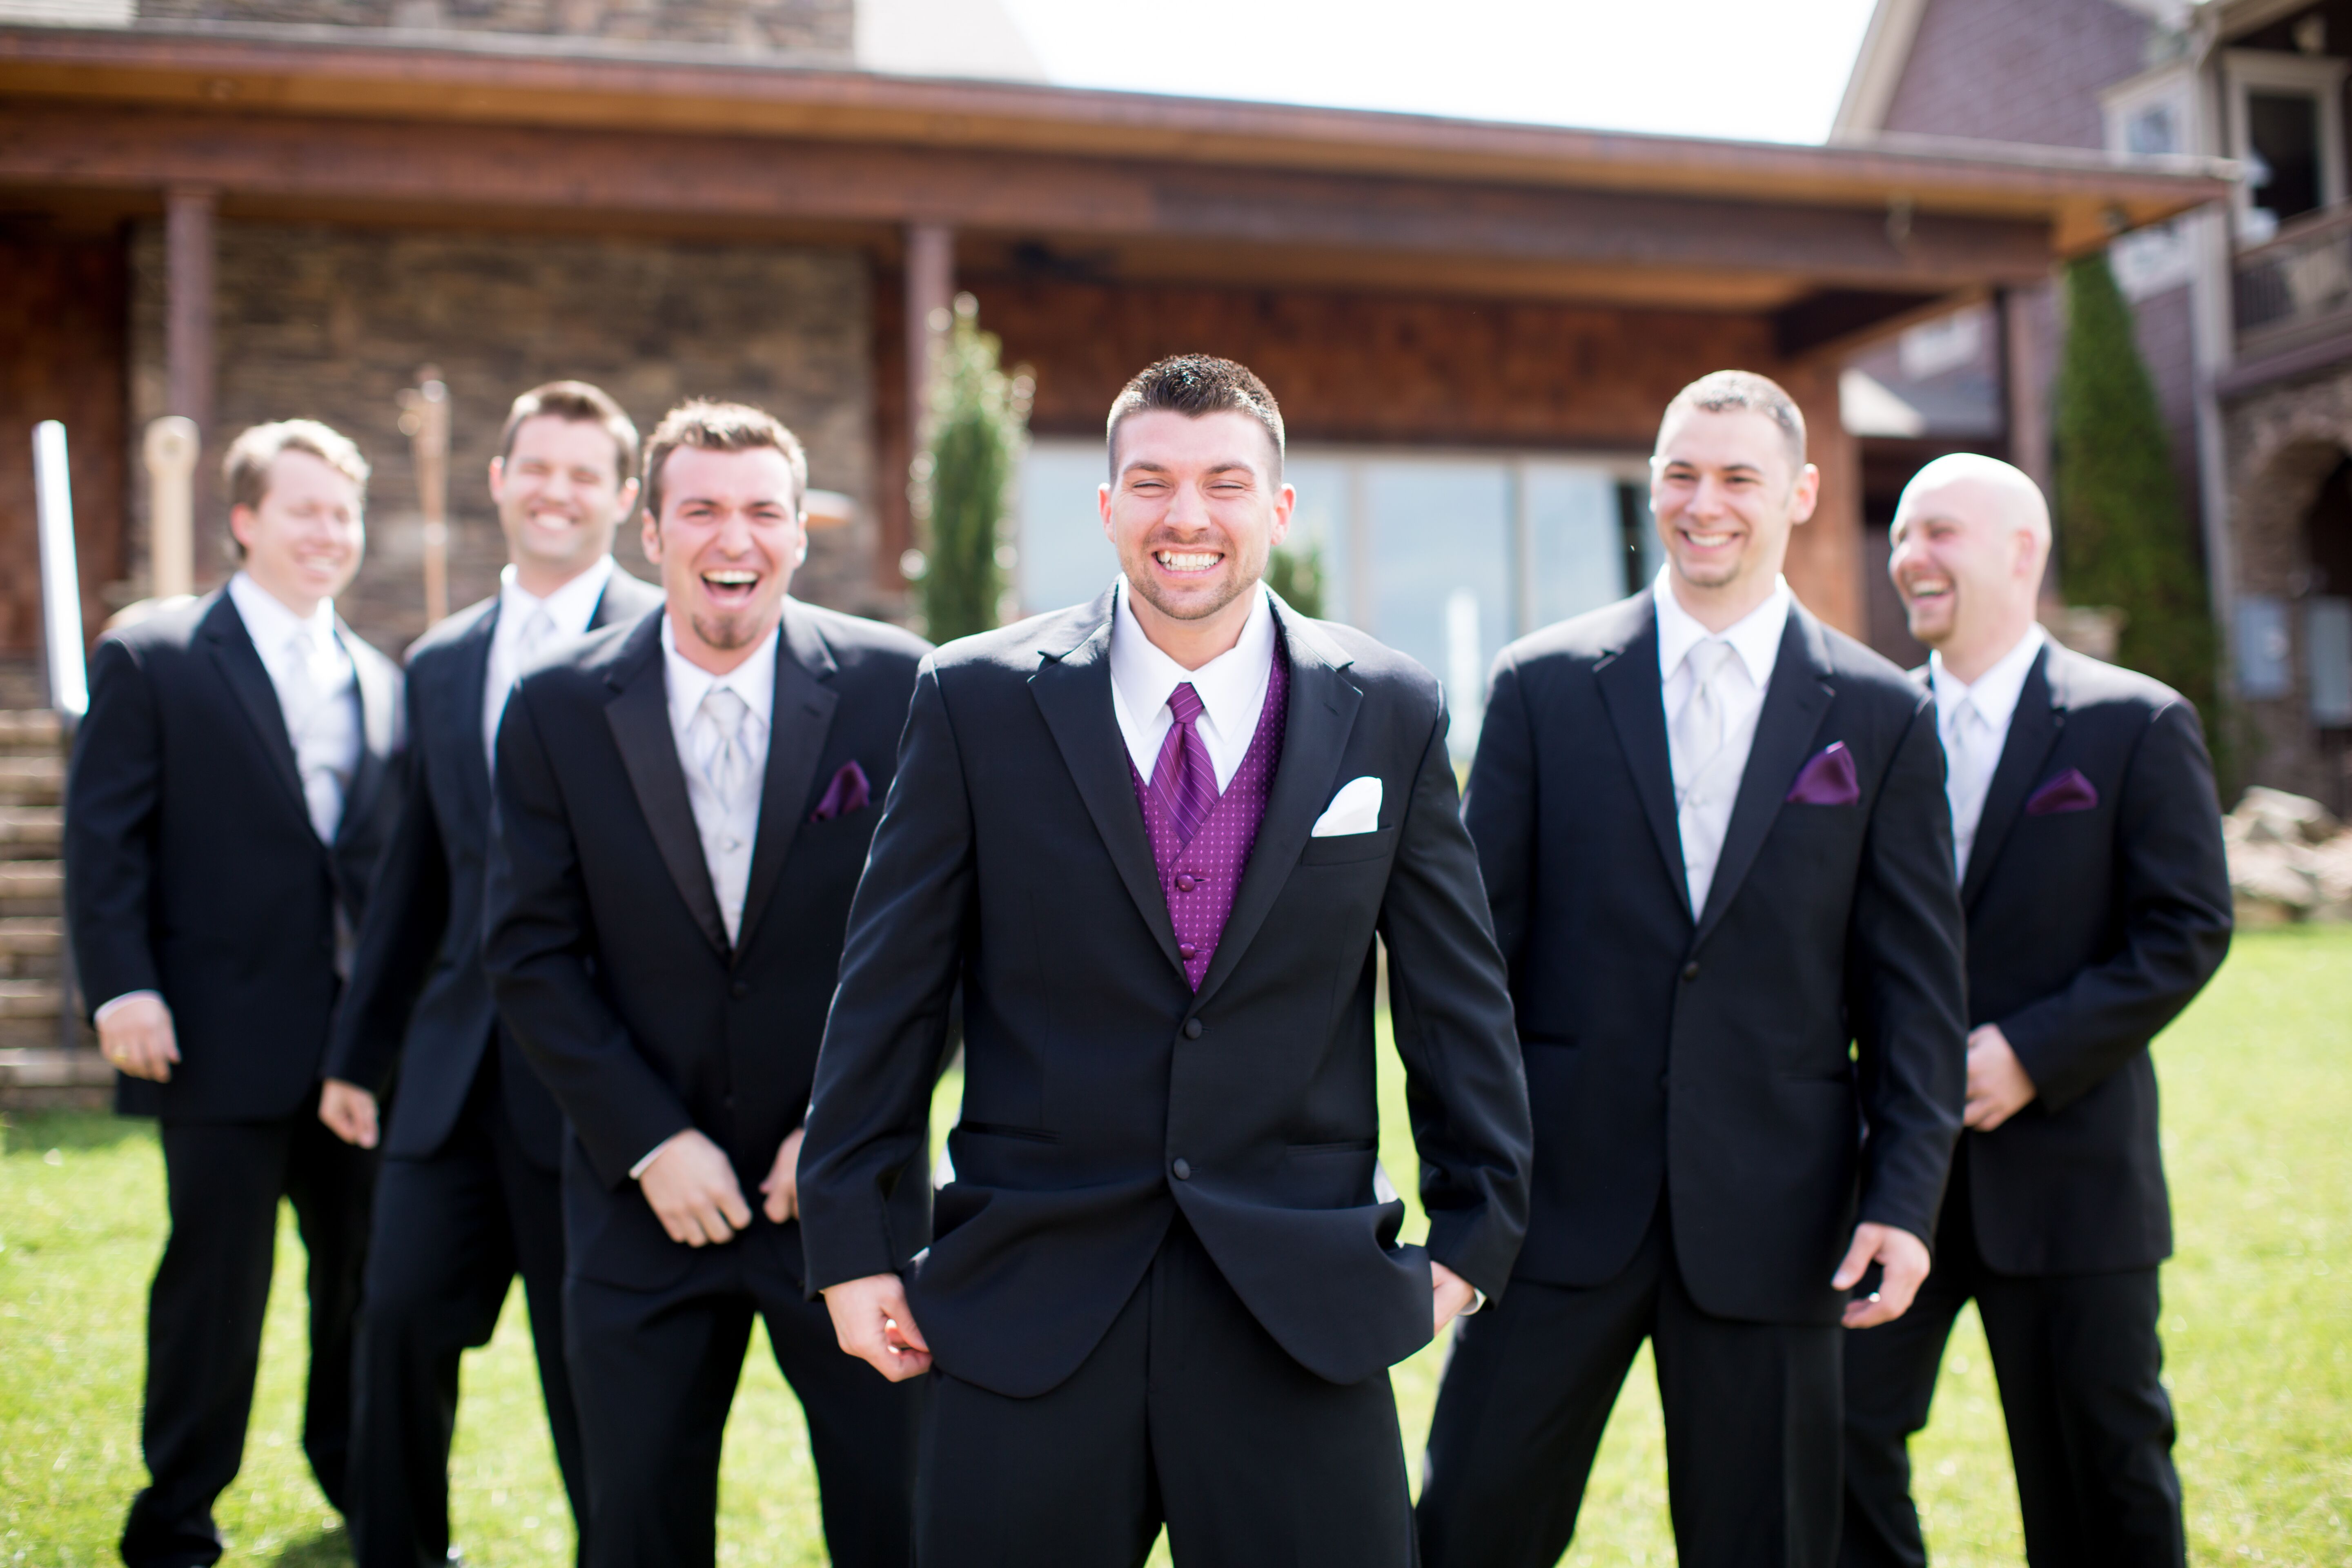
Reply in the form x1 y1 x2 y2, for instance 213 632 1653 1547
996 0 1882 146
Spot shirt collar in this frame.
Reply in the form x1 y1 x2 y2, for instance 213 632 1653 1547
1109 577 1277 742
1931 623 2045 733
1653 566 1791 690
660 612 780 729
228 570 338 653
499 555 614 639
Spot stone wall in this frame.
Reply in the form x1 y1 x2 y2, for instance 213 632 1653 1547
127 220 882 657
134 0 853 58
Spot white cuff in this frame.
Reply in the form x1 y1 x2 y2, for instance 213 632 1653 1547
630 1129 689 1183
94 990 163 1025
1464 1287 1488 1316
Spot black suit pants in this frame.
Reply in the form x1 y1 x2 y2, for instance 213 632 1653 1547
916 1212 1415 1568
347 1055 587 1568
1419 1201 1842 1568
564 1229 921 1568
1840 1163 2183 1568
121 1092 376 1568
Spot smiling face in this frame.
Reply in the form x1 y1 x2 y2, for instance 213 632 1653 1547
1888 461 2048 674
1650 407 1819 624
489 414 638 593
1099 408 1293 661
641 444 806 673
229 449 365 617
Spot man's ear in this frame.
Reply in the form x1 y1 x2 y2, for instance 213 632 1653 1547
487 455 506 503
1788 463 1823 525
641 507 663 564
229 503 257 553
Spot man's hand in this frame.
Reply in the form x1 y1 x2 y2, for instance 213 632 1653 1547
822 1273 931 1382
1431 1260 1477 1336
759 1125 806 1224
96 994 179 1083
638 1129 753 1247
1963 1022 2037 1132
318 1079 379 1148
1833 1223 1933 1329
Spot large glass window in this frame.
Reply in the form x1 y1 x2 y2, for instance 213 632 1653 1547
1016 440 1649 759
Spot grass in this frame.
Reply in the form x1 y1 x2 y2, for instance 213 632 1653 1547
4 927 2348 1565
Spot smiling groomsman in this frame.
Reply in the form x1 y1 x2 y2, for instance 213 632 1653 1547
318 381 662 1568
67 420 405 1567
1418 370 1968 1568
1840 455 2232 1568
483 400 931 1568
797 354 1531 1567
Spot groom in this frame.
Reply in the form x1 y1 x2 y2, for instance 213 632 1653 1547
798 354 1532 1566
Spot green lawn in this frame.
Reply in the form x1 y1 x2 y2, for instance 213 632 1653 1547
5 927 2348 1565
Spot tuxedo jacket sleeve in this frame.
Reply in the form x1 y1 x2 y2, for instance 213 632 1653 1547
68 635 167 1008
1994 698 2231 1112
483 666 693 1185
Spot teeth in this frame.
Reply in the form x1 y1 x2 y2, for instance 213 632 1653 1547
705 571 756 586
1157 552 1218 571
1686 532 1733 548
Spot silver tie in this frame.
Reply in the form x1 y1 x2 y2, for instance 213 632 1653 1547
1670 639 1737 808
692 686 756 811
1947 695 1992 876
283 626 346 844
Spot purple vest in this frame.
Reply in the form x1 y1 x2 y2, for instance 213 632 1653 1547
1127 637 1290 991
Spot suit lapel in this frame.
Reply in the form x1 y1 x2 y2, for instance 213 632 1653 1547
1192 602 1361 1011
602 616 731 958
1693 608 1834 945
202 595 311 830
1030 592 1186 977
1961 642 2064 911
336 626 401 846
734 603 840 956
449 604 498 840
1593 594 1690 922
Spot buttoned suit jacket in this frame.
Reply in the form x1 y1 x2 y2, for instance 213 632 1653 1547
1933 641 2231 1276
1467 588 1967 1325
67 588 405 1122
796 588 1533 1400
482 600 932 1293
323 567 662 1168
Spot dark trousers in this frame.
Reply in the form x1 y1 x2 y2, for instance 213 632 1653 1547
346 1059 587 1568
1841 1165 2183 1568
1419 1204 1842 1568
564 1232 922 1568
917 1214 1415 1568
121 1093 376 1568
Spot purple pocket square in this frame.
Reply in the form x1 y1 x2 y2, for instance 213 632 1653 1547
1785 742 1861 807
2025 768 2098 816
810 760 871 822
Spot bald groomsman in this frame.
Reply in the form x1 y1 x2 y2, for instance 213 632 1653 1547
1841 455 2232 1568
321 381 662 1568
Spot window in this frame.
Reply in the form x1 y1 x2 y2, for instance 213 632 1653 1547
2100 65 2200 297
1015 441 1651 758
2221 50 2349 244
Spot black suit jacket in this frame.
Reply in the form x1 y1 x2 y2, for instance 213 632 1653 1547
1940 641 2231 1276
1467 589 1966 1325
67 588 405 1123
797 589 1532 1399
323 566 664 1167
482 600 932 1293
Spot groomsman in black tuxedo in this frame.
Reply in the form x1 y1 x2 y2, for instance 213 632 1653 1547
1418 371 1968 1568
798 354 1532 1567
67 420 405 1567
1841 455 2231 1568
319 381 662 1568
483 400 931 1568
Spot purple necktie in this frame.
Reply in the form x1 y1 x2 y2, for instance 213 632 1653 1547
1150 682 1219 846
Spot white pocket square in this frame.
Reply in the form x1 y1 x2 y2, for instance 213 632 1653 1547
1310 776 1383 837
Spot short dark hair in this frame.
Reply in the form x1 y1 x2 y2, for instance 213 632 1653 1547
1105 354 1286 477
499 380 640 482
1658 369 1807 474
640 399 808 521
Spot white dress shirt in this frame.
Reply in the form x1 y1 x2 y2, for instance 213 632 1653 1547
1108 577 1277 791
1929 624 2045 878
227 571 361 845
1654 567 1792 915
483 555 613 770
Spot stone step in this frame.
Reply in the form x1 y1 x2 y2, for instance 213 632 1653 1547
0 860 63 913
0 918 62 980
0 754 65 807
0 710 62 753
0 1047 114 1109
0 978 60 1018
0 1015 93 1052
0 806 62 853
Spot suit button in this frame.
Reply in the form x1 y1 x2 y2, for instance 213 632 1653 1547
1682 961 1700 982
1172 1158 1192 1180
1183 1019 1204 1040
730 981 749 1000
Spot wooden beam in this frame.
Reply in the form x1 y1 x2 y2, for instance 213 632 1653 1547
163 184 214 450
904 222 953 453
1771 287 1947 358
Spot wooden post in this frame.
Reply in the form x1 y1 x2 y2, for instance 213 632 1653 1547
164 188 216 443
905 223 955 454
1998 283 2058 605
398 368 452 626
142 416 199 600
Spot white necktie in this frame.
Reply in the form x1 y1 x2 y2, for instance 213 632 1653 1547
692 686 757 811
1947 695 1993 876
486 605 559 773
283 626 346 843
1671 640 1737 806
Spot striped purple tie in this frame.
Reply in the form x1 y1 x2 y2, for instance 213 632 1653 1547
1151 682 1219 846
